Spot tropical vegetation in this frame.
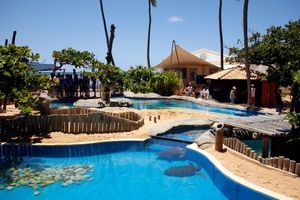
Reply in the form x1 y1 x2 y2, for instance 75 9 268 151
124 66 183 96
0 45 54 115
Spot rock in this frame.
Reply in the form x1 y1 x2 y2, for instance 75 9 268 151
74 99 105 108
6 186 14 191
34 191 40 196
61 182 69 187
195 130 216 149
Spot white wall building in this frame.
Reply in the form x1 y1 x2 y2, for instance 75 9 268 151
191 48 235 70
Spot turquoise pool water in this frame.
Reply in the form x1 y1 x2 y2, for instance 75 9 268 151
128 98 262 116
243 139 272 157
0 140 273 200
50 98 263 116
157 126 211 143
50 100 76 108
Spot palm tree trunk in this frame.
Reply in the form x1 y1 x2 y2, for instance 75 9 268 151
99 0 115 65
243 0 251 106
219 0 224 70
147 0 152 68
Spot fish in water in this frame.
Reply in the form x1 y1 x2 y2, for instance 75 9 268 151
164 162 206 178
156 147 185 159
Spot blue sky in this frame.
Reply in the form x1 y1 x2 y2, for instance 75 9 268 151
1 0 300 70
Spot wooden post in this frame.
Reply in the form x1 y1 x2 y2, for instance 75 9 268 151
257 156 262 163
154 117 157 123
235 140 240 152
273 157 278 168
278 156 284 170
239 143 244 153
289 160 296 173
149 116 152 121
262 137 269 158
250 150 255 158
246 147 251 157
214 123 224 152
266 158 270 165
158 115 160 120
262 158 266 165
232 139 236 150
243 144 247 155
295 163 300 176
283 158 290 171
270 157 274 166
253 153 258 160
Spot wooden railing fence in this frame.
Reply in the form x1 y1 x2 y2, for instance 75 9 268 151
0 108 144 140
224 137 300 176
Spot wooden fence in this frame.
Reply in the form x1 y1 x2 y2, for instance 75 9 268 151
0 108 144 140
224 137 300 176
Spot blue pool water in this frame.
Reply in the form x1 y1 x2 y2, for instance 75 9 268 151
243 139 272 157
50 98 263 116
50 100 76 108
128 98 262 116
0 140 273 200
157 126 211 143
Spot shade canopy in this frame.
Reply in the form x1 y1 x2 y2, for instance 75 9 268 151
157 45 218 69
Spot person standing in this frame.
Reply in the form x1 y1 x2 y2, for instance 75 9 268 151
250 84 256 105
275 89 283 114
230 86 236 103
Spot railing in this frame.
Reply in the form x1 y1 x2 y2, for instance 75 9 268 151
224 137 300 176
0 108 144 141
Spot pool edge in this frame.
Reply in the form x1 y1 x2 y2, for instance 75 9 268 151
187 143 293 200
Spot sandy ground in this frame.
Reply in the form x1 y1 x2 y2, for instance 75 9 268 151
206 147 300 200
39 108 221 144
1 104 299 199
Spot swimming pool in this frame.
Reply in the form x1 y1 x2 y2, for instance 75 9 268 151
50 98 263 116
128 98 262 116
0 140 276 200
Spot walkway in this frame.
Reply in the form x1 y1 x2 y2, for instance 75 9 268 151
214 114 291 137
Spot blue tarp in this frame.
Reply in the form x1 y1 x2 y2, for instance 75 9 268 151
30 62 54 71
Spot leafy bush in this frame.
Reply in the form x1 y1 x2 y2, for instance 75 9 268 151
124 66 183 96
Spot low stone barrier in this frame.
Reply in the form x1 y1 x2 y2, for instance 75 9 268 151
224 137 300 176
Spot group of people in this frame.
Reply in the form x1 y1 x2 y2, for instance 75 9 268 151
181 84 210 99
230 84 283 114
50 69 99 98
230 84 257 105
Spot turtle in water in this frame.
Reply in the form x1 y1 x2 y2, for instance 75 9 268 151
164 162 206 178
156 147 186 160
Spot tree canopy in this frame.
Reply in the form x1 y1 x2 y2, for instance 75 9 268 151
227 19 300 87
52 48 95 69
0 45 53 115
83 60 124 104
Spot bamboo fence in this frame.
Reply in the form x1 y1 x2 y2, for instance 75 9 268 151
0 108 144 140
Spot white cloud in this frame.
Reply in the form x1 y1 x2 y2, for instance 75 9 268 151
167 16 184 23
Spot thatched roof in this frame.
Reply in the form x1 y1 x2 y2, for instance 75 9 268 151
204 65 262 80
157 45 218 69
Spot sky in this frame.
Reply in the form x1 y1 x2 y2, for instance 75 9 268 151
1 0 300 70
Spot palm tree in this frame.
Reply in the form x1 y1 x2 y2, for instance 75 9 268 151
219 0 224 70
99 0 115 65
243 0 251 106
147 0 157 68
